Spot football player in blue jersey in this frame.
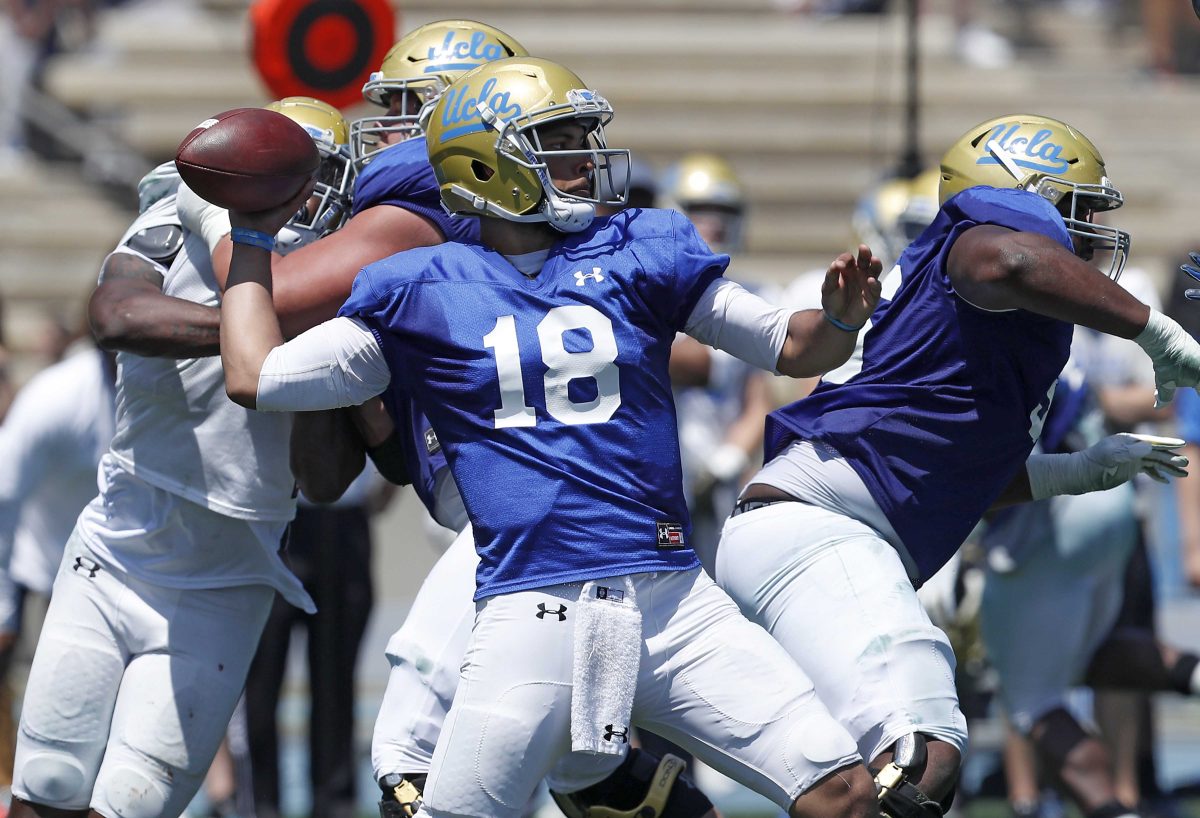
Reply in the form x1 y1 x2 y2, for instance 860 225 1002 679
216 56 894 818
181 23 727 818
709 113 1199 818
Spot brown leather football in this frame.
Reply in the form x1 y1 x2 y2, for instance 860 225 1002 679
175 107 320 211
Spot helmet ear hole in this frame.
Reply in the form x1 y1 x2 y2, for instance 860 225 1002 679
471 160 495 182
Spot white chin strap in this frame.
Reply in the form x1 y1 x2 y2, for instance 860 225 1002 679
542 189 595 233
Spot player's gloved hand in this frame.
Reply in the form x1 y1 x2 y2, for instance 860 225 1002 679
691 442 749 500
1133 308 1200 407
1026 433 1189 501
136 161 182 213
176 182 232 255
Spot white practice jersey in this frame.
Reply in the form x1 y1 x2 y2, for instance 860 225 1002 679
81 195 310 610
105 196 295 521
0 347 115 594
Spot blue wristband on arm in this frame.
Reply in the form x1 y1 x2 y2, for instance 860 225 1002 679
230 227 276 251
822 309 863 332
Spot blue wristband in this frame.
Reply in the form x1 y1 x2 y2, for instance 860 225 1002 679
822 309 863 333
230 227 276 251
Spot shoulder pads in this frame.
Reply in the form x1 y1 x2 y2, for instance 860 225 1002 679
124 223 184 265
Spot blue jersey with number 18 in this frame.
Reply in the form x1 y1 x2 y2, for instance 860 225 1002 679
765 186 1075 583
339 207 727 600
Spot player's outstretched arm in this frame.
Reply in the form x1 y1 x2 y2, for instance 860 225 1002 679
220 186 391 412
180 189 444 338
290 408 366 503
947 225 1200 405
946 226 1150 331
992 433 1189 509
776 245 882 377
684 246 880 380
90 251 221 357
249 206 444 338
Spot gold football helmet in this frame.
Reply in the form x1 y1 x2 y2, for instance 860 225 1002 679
350 20 527 168
852 166 940 269
264 96 353 238
939 114 1129 279
425 57 631 233
659 153 745 254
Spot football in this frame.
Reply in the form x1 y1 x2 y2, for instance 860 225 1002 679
175 107 320 212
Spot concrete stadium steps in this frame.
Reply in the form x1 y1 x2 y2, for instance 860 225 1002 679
6 0 1200 351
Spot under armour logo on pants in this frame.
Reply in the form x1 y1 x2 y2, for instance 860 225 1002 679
535 603 567 621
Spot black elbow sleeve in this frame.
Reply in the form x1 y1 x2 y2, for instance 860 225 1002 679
367 432 412 486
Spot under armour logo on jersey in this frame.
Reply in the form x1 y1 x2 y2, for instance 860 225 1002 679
72 556 100 579
535 603 567 621
424 426 441 455
574 267 605 286
603 724 629 743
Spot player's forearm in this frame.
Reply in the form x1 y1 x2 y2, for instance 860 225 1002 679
776 309 858 378
221 244 284 408
291 409 366 503
90 287 220 357
990 469 1034 510
953 229 1150 336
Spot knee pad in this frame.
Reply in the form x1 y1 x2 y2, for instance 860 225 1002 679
15 751 91 809
875 734 944 818
93 764 176 818
1031 707 1090 770
549 749 712 818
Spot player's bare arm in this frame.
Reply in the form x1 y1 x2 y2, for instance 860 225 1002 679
290 408 366 503
945 226 1150 335
948 225 1200 404
209 204 445 338
90 251 221 357
776 244 882 378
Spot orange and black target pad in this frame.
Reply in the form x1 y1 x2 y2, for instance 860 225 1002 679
250 0 395 109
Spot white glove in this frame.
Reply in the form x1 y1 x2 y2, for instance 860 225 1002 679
136 161 181 213
1133 308 1200 407
690 442 749 500
1026 433 1189 501
175 182 232 255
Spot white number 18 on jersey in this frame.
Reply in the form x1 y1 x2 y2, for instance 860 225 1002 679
483 305 622 428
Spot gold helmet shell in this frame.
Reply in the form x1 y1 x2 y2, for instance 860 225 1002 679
350 20 527 167
851 166 941 269
659 153 744 253
939 113 1129 278
425 57 631 234
264 96 354 237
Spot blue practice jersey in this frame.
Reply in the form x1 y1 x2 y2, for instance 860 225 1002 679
352 136 479 244
340 207 727 599
351 136 474 519
765 186 1075 582
376 389 448 516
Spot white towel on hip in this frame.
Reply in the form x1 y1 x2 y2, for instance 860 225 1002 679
570 576 642 755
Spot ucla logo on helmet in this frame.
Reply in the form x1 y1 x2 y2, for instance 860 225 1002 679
438 77 523 141
976 123 1071 175
425 32 506 73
